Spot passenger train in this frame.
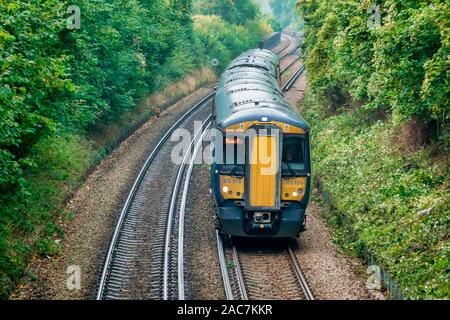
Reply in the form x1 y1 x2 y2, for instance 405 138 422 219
211 48 311 238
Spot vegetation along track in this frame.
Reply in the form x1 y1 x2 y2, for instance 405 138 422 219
97 31 302 300
282 65 305 91
96 93 213 300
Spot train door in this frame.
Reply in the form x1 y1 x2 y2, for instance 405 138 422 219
244 126 282 210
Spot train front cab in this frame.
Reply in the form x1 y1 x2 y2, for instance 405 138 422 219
212 120 311 238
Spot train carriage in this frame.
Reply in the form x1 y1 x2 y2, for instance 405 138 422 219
211 49 311 238
226 49 281 84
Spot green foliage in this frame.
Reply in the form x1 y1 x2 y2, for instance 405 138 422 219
194 0 259 25
0 132 91 298
298 0 449 299
193 14 269 73
266 14 282 32
302 97 449 299
297 0 449 140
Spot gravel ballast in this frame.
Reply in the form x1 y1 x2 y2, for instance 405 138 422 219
185 166 225 300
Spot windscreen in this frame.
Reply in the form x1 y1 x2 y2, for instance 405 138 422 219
282 135 307 177
219 134 246 176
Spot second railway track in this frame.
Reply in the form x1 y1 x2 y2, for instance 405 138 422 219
97 93 213 300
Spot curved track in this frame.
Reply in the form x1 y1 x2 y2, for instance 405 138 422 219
97 94 213 300
275 33 299 61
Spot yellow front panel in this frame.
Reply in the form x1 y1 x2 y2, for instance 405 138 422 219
249 135 278 207
220 176 245 199
282 177 307 201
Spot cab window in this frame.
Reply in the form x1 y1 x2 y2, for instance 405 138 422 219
282 135 306 177
219 134 245 176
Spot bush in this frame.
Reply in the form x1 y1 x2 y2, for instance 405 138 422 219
0 132 90 298
298 0 449 143
301 99 449 299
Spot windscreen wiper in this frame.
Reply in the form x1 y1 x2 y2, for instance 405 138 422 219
283 162 297 177
230 165 244 176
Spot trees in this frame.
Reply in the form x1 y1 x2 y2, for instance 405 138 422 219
192 0 270 72
0 0 72 198
195 0 259 25
298 0 449 143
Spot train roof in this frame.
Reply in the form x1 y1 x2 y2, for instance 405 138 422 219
215 86 287 112
237 49 279 64
218 69 279 90
220 66 276 80
217 104 309 132
227 57 277 77
214 48 309 132
215 85 309 131
216 82 282 97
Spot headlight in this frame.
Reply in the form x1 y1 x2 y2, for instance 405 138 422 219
223 186 229 193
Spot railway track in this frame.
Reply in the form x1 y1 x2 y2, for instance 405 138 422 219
96 93 213 300
217 236 314 300
273 35 292 56
277 32 303 82
282 65 305 92
281 53 301 76
97 31 304 300
276 33 300 61
163 117 212 300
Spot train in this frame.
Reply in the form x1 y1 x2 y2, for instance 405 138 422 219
210 48 311 238
261 32 281 50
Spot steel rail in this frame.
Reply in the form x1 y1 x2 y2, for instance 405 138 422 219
279 41 299 60
281 55 301 75
163 116 212 300
288 246 315 300
176 120 212 300
232 245 248 300
282 65 305 92
216 231 234 300
273 35 291 55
